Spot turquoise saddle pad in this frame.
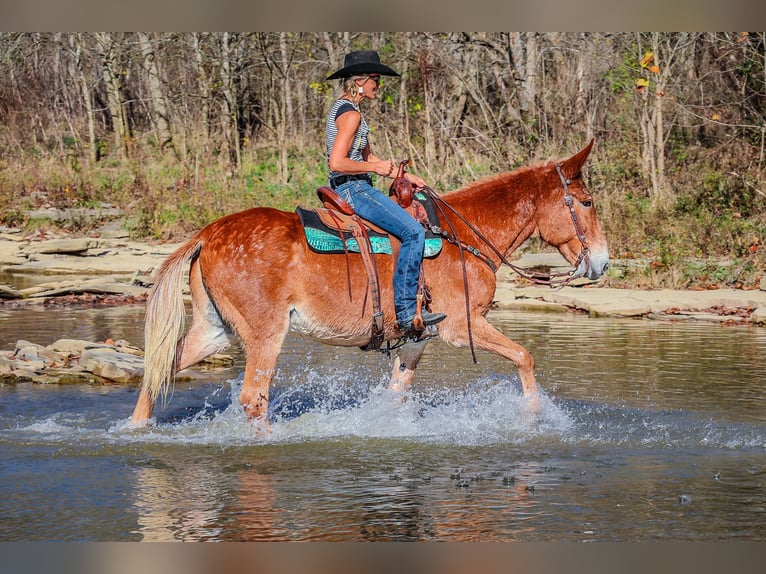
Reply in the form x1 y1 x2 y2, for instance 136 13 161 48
296 192 443 258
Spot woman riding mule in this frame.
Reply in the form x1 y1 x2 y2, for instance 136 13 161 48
325 50 445 331
130 137 609 428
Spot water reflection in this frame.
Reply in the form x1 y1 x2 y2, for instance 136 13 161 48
490 313 766 424
127 442 551 542
131 453 230 541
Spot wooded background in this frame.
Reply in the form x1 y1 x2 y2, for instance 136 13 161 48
0 32 764 287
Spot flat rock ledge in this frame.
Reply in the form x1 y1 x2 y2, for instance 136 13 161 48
2 231 764 325
0 230 185 305
494 283 766 325
493 253 766 325
0 232 182 275
0 338 234 385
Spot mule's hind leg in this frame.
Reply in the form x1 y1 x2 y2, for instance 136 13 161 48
176 259 232 367
236 330 289 428
389 339 429 393
131 387 157 426
131 260 230 424
215 305 290 427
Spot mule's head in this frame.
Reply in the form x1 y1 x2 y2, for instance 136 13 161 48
536 139 610 280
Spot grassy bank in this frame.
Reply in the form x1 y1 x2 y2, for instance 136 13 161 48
1 143 763 291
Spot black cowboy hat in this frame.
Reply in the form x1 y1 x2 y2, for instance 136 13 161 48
327 50 400 80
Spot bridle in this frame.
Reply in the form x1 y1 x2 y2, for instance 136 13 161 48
421 161 592 288
414 163 594 363
551 163 592 285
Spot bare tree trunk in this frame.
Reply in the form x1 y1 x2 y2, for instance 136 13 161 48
637 32 675 200
51 33 67 157
477 32 520 165
420 38 436 169
322 31 351 71
322 32 337 70
73 33 97 164
191 33 210 157
524 33 539 128
638 87 658 196
652 33 668 199
95 32 129 159
137 32 174 155
509 32 539 146
444 34 469 143
277 32 291 182
574 34 591 139
762 32 766 170
398 34 414 161
219 32 241 170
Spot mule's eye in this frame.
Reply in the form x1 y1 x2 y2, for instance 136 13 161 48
581 200 593 208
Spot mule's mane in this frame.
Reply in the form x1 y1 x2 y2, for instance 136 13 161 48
443 161 550 202
431 160 558 258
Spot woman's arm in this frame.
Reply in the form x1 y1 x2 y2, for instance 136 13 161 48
329 111 427 187
329 111 394 177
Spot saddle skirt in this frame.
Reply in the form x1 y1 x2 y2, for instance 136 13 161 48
296 190 443 257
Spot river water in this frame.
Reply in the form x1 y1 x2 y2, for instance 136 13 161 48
0 304 764 541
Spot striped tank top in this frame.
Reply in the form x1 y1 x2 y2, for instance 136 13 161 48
325 98 369 179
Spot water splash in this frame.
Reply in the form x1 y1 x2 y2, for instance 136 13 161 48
103 370 571 447
268 374 573 446
4 365 765 451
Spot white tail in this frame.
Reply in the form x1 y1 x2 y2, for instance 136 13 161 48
141 238 203 403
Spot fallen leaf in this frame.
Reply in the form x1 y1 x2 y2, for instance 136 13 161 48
640 51 654 68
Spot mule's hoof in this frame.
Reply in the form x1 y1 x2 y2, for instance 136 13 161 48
248 417 272 437
126 416 154 429
524 393 543 415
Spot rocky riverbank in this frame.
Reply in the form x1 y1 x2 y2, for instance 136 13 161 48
0 227 180 306
0 337 233 385
493 253 766 325
2 228 764 322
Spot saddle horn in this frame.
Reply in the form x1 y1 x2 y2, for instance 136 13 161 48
389 159 413 208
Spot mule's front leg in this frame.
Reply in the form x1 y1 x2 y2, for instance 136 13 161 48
389 339 429 393
447 317 540 400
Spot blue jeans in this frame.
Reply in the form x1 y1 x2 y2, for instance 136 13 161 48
334 179 425 323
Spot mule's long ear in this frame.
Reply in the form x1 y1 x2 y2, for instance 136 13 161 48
560 138 594 179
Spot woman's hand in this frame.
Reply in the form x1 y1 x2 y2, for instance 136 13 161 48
372 159 396 178
371 158 427 189
404 172 427 189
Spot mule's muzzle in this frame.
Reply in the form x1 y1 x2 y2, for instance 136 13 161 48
597 260 609 276
585 253 610 280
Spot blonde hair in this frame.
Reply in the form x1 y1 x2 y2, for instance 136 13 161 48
340 75 367 105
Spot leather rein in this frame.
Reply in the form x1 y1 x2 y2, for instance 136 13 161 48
410 163 592 364
419 162 592 288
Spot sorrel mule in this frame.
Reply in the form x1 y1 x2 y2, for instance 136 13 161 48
130 140 609 427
